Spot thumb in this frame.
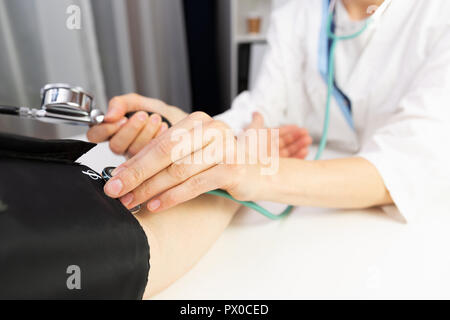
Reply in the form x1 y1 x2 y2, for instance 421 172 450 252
104 94 168 123
246 112 265 130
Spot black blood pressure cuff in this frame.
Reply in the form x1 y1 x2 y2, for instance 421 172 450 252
0 133 150 300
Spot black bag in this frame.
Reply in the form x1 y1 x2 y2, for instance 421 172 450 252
0 133 149 300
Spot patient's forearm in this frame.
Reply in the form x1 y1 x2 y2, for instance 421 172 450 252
258 157 393 209
135 194 240 298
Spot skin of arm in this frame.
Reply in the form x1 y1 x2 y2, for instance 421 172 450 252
99 1 393 213
132 157 391 299
252 157 393 209
135 194 240 298
103 109 393 214
252 0 391 209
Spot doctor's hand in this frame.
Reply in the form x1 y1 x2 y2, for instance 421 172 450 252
246 112 312 160
103 112 266 213
87 94 188 157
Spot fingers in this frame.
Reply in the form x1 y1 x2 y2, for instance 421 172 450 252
109 112 149 155
278 125 312 159
156 122 169 137
120 148 219 209
246 112 265 130
104 112 214 199
293 147 309 159
86 118 128 143
146 165 229 213
278 126 310 149
120 137 224 208
283 140 309 157
128 116 169 157
127 114 162 157
104 96 130 122
120 111 210 170
280 134 313 158
105 93 169 123
280 147 308 159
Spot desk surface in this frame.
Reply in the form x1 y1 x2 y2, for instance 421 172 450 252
77 137 450 300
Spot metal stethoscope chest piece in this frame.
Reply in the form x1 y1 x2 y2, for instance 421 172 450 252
0 83 105 126
39 84 105 126
24 83 105 126
0 83 172 127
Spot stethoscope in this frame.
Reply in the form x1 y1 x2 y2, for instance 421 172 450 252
0 84 170 216
317 0 392 158
242 0 391 219
0 83 292 218
0 83 171 127
212 1 391 219
0 1 389 219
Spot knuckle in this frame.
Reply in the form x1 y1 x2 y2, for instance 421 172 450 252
137 180 153 201
189 175 207 190
167 163 188 181
209 120 228 131
126 166 145 184
143 182 155 199
155 138 174 157
189 111 210 122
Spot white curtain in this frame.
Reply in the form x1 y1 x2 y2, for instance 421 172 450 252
0 0 191 139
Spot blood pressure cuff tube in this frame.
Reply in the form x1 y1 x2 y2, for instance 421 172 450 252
0 133 150 300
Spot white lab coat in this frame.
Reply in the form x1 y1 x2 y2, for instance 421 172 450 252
216 0 450 221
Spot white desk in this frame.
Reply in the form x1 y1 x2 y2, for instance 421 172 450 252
76 137 450 300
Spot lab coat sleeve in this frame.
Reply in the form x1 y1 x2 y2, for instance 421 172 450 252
216 2 302 134
358 25 450 222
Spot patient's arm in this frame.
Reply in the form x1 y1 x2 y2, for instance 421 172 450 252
135 194 241 298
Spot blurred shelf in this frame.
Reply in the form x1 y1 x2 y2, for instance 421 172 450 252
218 0 275 106
235 33 267 44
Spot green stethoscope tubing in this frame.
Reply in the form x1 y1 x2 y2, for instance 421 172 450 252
206 11 371 220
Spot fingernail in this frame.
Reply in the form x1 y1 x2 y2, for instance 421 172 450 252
119 118 128 126
148 199 161 212
137 112 148 122
151 114 161 124
112 166 126 176
105 179 123 197
160 123 168 133
121 193 134 207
